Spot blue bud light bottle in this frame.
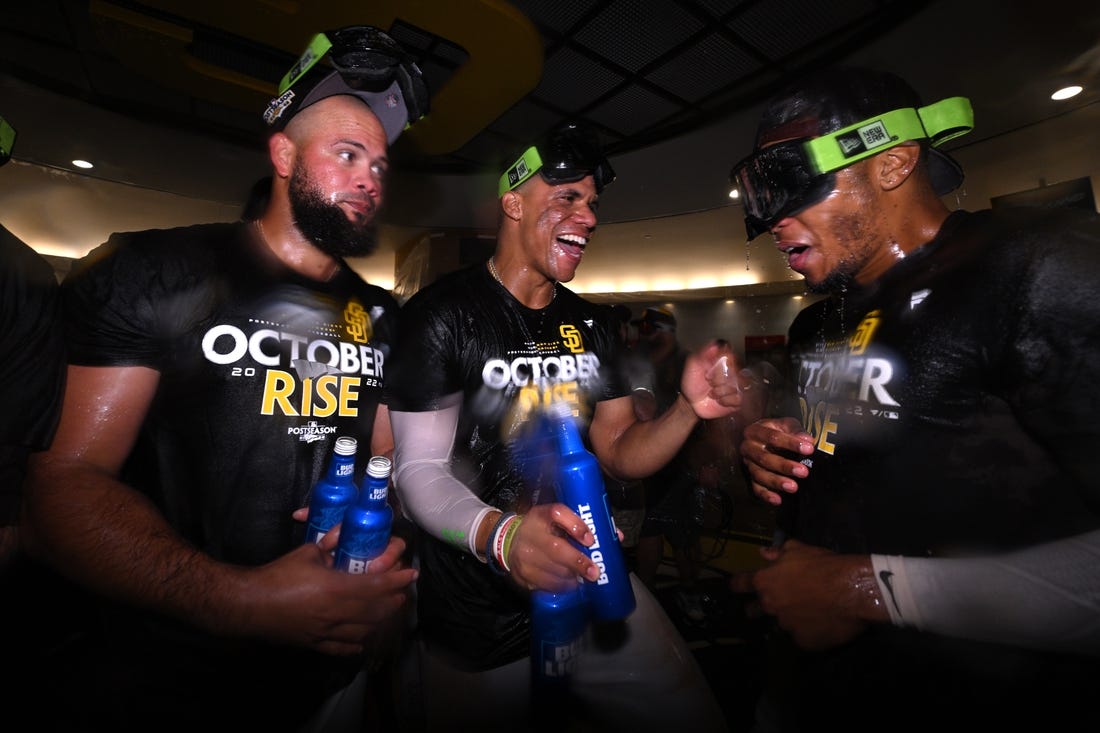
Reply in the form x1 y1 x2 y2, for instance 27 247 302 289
530 584 588 691
334 456 393 573
303 436 358 545
530 584 588 724
549 403 636 621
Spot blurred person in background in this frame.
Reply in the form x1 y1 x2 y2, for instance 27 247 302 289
630 307 710 622
601 303 647 561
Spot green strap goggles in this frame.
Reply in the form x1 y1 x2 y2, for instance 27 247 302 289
0 115 16 166
731 96 973 240
804 96 973 174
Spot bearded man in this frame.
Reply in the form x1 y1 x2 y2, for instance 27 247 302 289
21 25 427 733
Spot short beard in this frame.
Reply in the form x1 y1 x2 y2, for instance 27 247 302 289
807 183 878 295
288 165 378 258
807 267 856 295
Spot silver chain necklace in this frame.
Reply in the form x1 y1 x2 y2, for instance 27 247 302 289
487 257 557 305
486 256 560 349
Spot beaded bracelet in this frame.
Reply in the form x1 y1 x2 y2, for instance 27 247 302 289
492 514 518 573
485 511 516 576
499 515 524 572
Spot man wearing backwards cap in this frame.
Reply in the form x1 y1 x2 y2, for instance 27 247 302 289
385 120 741 731
22 26 426 732
732 67 1100 729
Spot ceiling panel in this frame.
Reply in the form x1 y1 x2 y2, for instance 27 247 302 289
0 0 938 178
2 0 1098 300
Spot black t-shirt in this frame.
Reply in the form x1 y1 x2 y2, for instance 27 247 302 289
386 263 626 669
0 225 64 523
775 207 1100 726
64 221 397 562
59 221 399 728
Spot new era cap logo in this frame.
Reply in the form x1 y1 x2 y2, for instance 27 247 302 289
836 119 895 160
836 131 866 157
857 120 891 149
508 160 530 187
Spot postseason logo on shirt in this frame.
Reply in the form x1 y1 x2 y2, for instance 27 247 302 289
199 298 387 423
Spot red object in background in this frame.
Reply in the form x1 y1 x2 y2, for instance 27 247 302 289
745 335 785 352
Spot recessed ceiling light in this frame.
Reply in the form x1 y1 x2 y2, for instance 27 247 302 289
72 159 94 169
1051 85 1083 101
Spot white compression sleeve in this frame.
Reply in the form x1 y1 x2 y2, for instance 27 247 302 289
391 401 496 559
871 529 1100 655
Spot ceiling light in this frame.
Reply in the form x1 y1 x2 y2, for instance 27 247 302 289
72 159 94 169
1051 85 1082 101
728 188 739 199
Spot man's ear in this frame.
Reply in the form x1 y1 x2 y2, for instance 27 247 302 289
269 132 295 179
501 190 523 221
877 142 920 191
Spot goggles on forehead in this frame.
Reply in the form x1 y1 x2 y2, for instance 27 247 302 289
266 26 429 131
731 96 973 240
498 122 616 196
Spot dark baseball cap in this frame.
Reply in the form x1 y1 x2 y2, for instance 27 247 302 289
756 67 966 195
499 120 616 196
263 26 429 144
608 304 633 325
633 306 676 332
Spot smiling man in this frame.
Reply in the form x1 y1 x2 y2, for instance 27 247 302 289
386 120 741 731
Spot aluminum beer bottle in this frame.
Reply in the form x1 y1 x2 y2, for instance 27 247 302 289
549 404 636 621
530 585 588 689
303 436 358 545
334 455 393 574
530 584 588 721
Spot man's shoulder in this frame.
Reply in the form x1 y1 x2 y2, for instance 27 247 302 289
402 264 483 309
0 224 56 288
336 264 399 308
555 284 596 310
109 221 242 249
554 286 611 325
82 223 244 287
82 222 243 271
950 206 1100 244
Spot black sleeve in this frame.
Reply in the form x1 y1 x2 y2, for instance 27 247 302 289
0 227 65 524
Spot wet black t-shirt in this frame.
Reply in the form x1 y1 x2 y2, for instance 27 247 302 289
386 263 626 669
64 222 397 562
60 221 399 728
776 207 1100 726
